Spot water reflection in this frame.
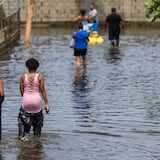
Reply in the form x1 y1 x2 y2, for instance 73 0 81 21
0 27 160 160
17 139 44 160
146 104 160 121
0 49 11 68
104 46 121 63
72 70 92 127
0 152 3 160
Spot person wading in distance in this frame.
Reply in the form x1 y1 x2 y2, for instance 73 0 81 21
73 23 89 71
104 7 124 47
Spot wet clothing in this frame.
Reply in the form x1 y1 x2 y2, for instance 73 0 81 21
19 73 44 139
74 30 89 49
105 13 122 40
0 96 4 105
74 30 89 57
90 22 99 31
74 48 87 57
18 108 43 138
22 73 42 113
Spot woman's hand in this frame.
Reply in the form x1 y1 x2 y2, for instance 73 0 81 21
45 104 50 113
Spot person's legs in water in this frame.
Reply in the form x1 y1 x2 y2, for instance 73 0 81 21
32 111 43 137
81 49 87 70
74 48 81 70
115 31 120 47
76 56 81 70
82 55 87 70
116 39 119 47
111 40 115 46
18 109 31 140
18 117 25 139
109 30 115 46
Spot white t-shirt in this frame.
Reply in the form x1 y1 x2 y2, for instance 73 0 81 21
89 9 98 22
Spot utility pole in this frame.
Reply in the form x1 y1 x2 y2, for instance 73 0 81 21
24 0 35 47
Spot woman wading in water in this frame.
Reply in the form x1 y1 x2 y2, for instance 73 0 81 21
18 58 50 142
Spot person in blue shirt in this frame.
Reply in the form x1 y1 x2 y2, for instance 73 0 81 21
90 20 99 31
90 20 99 37
74 23 89 70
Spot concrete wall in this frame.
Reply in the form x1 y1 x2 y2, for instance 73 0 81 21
21 0 80 23
85 0 148 21
20 0 148 23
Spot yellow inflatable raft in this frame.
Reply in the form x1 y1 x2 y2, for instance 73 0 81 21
88 31 104 45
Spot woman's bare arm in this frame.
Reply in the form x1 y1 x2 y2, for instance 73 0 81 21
20 75 24 96
0 80 4 103
39 74 50 112
73 16 80 22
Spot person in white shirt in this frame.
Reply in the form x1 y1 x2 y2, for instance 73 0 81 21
88 3 98 23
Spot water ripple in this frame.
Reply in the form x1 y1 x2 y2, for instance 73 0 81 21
0 28 160 159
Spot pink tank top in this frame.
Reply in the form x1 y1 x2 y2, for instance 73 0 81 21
21 73 42 113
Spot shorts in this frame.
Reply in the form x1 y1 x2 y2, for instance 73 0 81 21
109 30 120 40
74 48 87 57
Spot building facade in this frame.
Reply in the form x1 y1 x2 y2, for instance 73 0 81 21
20 0 148 23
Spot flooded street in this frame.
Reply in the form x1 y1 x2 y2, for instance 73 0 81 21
0 26 160 160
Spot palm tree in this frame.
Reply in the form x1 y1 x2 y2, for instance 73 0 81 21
24 0 36 47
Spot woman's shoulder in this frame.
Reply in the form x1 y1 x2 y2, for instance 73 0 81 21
37 73 43 77
78 16 88 21
37 73 44 81
20 74 25 79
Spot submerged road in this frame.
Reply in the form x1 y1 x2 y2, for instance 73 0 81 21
0 26 160 160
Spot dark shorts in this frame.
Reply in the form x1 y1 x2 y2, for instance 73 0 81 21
109 30 120 40
74 48 87 57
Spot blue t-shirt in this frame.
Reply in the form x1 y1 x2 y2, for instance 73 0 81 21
75 30 89 49
90 22 99 31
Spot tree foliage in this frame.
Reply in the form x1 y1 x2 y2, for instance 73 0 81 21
144 0 160 22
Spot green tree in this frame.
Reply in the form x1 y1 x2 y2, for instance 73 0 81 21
144 0 160 22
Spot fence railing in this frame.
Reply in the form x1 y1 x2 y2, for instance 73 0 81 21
0 0 21 30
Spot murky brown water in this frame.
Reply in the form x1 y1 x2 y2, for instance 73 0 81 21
0 26 160 160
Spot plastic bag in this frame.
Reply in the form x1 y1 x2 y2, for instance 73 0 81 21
69 38 75 48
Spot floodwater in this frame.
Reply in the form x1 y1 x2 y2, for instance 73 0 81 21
0 25 160 160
